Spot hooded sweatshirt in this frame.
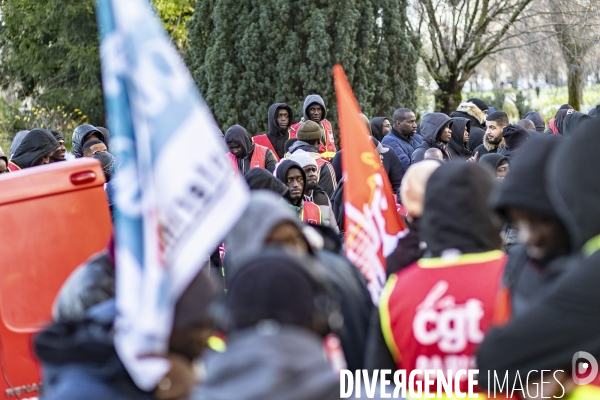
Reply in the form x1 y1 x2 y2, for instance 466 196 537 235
524 111 545 133
225 125 277 174
10 128 60 169
501 124 529 159
447 117 471 159
275 159 307 211
562 111 592 138
264 103 293 159
244 168 289 196
9 130 30 158
449 101 487 150
410 113 453 164
72 124 106 158
370 117 388 142
421 162 501 256
477 118 600 391
288 140 337 198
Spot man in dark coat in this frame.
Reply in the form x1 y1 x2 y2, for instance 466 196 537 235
524 110 546 133
449 98 488 150
501 124 529 160
472 111 508 159
9 128 60 170
410 112 453 163
448 117 471 159
381 108 423 171
72 124 107 158
253 103 293 160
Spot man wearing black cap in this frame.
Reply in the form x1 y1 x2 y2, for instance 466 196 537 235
450 98 488 150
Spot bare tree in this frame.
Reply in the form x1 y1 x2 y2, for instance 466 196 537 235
412 0 538 113
548 0 600 110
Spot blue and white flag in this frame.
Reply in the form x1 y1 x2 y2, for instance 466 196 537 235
96 0 249 390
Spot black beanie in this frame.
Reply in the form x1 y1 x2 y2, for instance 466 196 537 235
502 124 529 151
490 136 561 220
467 98 489 112
226 250 321 331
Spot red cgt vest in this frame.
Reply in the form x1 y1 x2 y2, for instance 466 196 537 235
226 144 268 175
379 250 507 395
289 119 337 160
252 134 282 161
301 201 321 225
7 161 21 172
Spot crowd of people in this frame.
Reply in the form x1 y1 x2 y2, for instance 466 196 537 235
2 93 600 399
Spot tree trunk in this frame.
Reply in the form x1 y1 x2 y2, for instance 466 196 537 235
567 61 584 111
434 79 465 115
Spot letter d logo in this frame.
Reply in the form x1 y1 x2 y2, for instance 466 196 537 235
572 351 599 385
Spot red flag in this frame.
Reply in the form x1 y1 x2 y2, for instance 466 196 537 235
334 64 407 304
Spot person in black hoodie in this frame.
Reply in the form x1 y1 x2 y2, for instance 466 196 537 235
501 124 529 160
449 98 488 150
244 168 288 196
8 128 60 171
489 137 570 317
562 111 592 138
524 111 546 134
410 112 453 163
448 116 471 159
225 124 277 174
253 103 294 160
370 116 392 142
477 118 600 397
72 124 107 158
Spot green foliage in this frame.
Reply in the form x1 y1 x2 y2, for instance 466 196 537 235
186 0 419 135
153 0 197 51
480 89 529 119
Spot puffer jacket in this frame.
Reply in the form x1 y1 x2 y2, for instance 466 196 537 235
410 113 453 163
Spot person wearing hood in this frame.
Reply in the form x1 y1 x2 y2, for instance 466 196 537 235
244 168 289 197
517 118 538 137
545 104 573 136
274 159 322 225
472 111 508 159
501 124 529 159
72 124 107 158
524 110 546 133
0 146 8 174
562 111 592 138
381 108 423 171
370 116 392 142
479 153 509 179
589 104 600 117
8 128 60 171
449 98 488 150
489 137 570 318
223 192 373 371
225 124 277 175
9 130 30 158
49 130 67 162
365 163 506 396
447 116 472 159
477 118 600 398
253 103 294 160
196 250 341 400
289 94 337 160
288 121 337 197
289 151 339 233
410 112 453 164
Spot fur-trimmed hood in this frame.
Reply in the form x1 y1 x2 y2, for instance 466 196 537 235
455 101 487 125
483 133 506 151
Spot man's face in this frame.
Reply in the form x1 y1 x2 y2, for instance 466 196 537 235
303 165 319 191
286 167 304 204
463 128 469 143
277 109 290 129
85 143 108 157
307 105 323 123
0 159 7 174
33 153 52 166
508 208 570 263
486 120 505 144
396 112 417 136
439 124 452 144
227 142 242 157
382 119 392 136
50 139 66 162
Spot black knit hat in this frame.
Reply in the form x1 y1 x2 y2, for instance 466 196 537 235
467 98 489 112
502 124 529 151
490 136 561 220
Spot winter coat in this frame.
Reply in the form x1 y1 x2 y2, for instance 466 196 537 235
289 141 337 198
524 111 546 133
307 187 339 233
35 300 153 400
447 117 472 159
450 101 487 150
193 326 339 400
225 125 277 174
473 133 506 158
244 167 289 196
10 128 60 169
72 125 106 158
562 112 592 138
410 113 453 164
381 127 423 171
52 251 115 322
369 116 388 142
263 103 294 159
477 117 600 389
9 130 29 158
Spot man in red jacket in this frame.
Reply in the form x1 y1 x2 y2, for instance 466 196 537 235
366 162 506 395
